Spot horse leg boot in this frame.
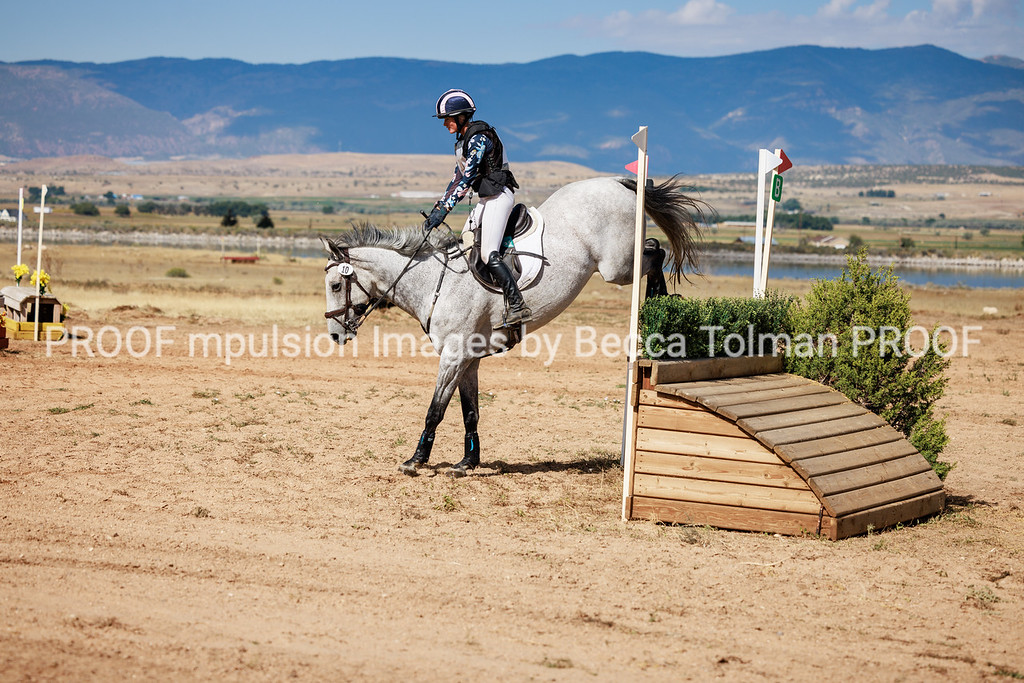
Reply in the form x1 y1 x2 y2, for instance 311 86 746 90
399 430 434 475
487 251 532 328
450 362 481 477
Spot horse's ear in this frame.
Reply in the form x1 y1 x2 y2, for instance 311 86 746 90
320 235 342 261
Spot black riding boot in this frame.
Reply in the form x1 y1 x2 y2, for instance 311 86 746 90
487 251 532 327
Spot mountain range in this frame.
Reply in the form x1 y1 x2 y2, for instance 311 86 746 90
2 45 1023 174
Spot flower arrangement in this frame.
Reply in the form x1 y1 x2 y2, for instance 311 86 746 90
11 263 29 285
29 269 50 294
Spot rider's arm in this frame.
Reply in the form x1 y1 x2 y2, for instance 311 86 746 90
437 133 492 213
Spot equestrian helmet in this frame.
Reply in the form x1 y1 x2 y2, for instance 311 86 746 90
435 89 476 119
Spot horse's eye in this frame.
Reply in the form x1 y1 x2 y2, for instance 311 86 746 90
353 304 367 316
331 281 342 292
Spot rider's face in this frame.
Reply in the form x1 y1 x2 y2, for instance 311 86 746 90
444 116 460 134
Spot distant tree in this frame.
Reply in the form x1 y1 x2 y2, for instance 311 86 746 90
103 191 118 205
847 234 866 251
776 212 833 231
781 198 802 212
71 201 100 216
900 237 916 249
221 209 238 227
322 204 335 215
26 186 65 203
862 217 871 225
137 200 158 213
114 203 131 217
255 209 274 229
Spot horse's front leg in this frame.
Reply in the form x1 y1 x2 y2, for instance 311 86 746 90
399 349 470 476
450 358 481 477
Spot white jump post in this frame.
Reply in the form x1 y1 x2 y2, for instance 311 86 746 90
17 188 26 266
33 185 52 342
621 125 649 522
752 148 791 298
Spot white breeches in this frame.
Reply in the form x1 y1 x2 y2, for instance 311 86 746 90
471 187 515 261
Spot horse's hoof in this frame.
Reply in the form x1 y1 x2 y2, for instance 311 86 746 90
447 458 478 478
398 461 421 476
447 465 469 478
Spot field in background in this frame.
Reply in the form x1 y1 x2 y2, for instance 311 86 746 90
2 243 1019 329
2 154 1022 260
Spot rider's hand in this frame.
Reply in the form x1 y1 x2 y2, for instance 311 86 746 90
423 206 446 233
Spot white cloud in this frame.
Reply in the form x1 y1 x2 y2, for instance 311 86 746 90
563 1 1024 59
668 0 734 25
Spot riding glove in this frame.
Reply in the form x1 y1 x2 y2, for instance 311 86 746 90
423 206 447 233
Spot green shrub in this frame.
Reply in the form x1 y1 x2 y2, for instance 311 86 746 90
114 203 130 217
166 267 190 278
785 251 952 478
71 201 100 216
639 292 795 360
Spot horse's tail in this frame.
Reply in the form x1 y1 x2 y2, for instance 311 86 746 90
619 175 713 282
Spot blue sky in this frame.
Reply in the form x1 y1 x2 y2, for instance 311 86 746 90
5 0 1022 64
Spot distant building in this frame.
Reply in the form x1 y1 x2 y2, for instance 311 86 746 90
810 235 849 250
736 235 778 246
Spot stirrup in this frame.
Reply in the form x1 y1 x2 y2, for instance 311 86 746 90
498 306 532 329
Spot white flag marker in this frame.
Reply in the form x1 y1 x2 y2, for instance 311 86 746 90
33 186 49 341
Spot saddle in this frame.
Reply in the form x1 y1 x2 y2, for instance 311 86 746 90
465 203 538 293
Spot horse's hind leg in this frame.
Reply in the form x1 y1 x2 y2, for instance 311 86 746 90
399 349 469 476
450 358 481 477
644 238 668 299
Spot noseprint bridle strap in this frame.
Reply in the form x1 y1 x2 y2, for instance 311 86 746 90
323 247 374 335
323 234 436 335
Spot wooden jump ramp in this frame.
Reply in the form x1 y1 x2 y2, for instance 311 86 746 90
623 356 945 540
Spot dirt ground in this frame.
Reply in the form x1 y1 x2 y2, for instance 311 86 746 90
2 255 1023 680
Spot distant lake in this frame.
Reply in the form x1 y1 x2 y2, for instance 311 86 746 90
701 259 1024 289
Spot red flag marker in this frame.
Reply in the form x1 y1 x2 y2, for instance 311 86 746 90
625 160 639 174
776 149 792 174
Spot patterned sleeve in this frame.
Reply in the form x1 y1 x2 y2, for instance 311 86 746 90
438 133 492 213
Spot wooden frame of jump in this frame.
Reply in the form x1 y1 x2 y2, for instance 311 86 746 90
622 355 945 540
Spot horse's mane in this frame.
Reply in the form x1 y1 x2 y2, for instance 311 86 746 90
330 223 459 256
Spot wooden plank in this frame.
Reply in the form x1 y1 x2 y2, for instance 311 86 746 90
671 375 813 398
633 472 822 514
631 496 822 536
638 389 702 410
822 470 944 517
774 425 903 463
717 391 849 421
792 440 920 479
655 374 789 397
701 383 833 409
637 405 747 437
651 355 784 385
833 490 946 540
808 454 934 498
636 427 782 465
737 402 863 434
634 450 810 490
757 413 889 448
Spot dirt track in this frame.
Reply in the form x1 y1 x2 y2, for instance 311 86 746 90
2 286 1024 680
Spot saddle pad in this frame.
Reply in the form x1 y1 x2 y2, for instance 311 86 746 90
509 207 545 290
461 207 546 290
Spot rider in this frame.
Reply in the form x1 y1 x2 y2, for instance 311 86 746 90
422 88 532 328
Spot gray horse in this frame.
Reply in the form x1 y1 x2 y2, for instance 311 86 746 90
322 176 707 476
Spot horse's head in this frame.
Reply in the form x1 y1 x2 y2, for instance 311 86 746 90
321 236 374 345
